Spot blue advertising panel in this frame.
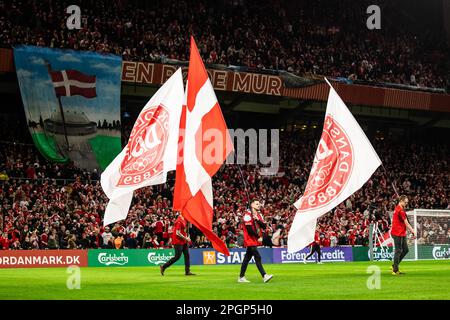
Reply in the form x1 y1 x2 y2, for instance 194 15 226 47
273 247 353 263
190 248 273 265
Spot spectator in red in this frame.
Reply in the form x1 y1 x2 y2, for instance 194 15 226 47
153 219 164 242
160 213 195 276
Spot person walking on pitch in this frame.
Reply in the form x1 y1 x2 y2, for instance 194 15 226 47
238 200 273 283
303 230 323 264
160 213 195 276
391 195 415 275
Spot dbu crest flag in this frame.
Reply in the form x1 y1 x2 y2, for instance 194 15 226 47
288 79 382 253
101 69 184 226
14 46 122 171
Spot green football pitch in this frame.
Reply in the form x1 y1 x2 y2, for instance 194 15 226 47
0 260 449 300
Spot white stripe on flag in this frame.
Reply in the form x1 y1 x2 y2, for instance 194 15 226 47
62 70 70 96
184 79 218 197
52 80 96 88
53 80 96 89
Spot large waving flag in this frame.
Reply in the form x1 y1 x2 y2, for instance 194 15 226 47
101 68 184 226
173 37 233 255
287 79 382 253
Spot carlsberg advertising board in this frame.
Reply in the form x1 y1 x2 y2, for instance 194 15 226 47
420 245 450 260
88 249 183 267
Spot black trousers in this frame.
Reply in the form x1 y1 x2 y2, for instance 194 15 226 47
392 235 409 272
240 246 266 278
305 243 321 262
162 244 190 273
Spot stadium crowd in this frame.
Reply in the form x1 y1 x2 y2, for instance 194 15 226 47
0 0 448 89
0 121 449 251
417 216 450 245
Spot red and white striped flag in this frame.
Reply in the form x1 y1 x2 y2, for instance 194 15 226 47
377 231 394 247
288 79 382 253
49 69 96 98
173 37 233 255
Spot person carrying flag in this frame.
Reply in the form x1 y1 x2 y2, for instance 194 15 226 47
160 213 195 276
303 229 323 264
391 195 415 275
238 200 273 283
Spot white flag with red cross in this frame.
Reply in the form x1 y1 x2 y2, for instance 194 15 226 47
287 79 382 253
101 68 184 226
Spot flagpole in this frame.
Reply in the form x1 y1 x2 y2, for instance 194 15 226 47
57 96 70 150
234 151 252 209
45 61 70 150
381 163 400 198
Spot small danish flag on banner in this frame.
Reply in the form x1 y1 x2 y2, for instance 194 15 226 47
49 69 96 98
287 78 382 253
101 68 184 226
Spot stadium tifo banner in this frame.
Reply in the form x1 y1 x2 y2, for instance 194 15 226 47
189 248 273 265
273 247 353 263
14 46 122 171
0 250 87 268
88 249 183 267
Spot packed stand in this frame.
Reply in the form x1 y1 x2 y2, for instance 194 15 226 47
0 0 448 89
1 121 449 251
416 216 450 245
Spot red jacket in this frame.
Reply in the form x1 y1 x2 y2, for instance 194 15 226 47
171 216 187 246
391 205 407 237
242 210 265 247
309 232 320 246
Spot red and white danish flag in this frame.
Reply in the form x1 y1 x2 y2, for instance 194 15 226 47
173 37 233 255
287 79 382 253
49 69 96 98
101 69 184 226
377 231 394 247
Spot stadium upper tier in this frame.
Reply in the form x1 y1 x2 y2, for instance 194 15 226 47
0 0 448 90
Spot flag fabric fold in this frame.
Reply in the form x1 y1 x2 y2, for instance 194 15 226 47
377 231 394 247
101 68 184 226
173 37 233 255
287 78 382 253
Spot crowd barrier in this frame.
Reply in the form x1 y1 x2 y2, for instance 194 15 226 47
1 245 448 268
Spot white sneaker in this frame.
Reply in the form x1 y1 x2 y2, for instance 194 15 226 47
263 274 273 283
317 262 323 264
302 257 307 264
238 277 250 283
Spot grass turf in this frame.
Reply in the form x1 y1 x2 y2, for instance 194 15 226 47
0 260 449 300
